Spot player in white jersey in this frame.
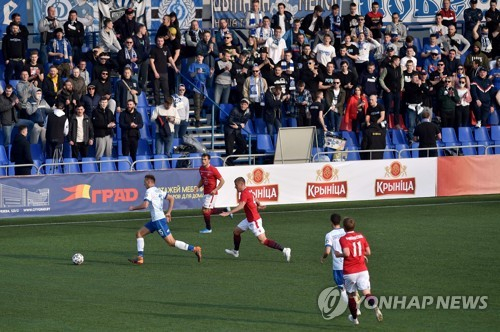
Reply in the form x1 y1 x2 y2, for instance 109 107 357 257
321 213 348 303
128 174 202 264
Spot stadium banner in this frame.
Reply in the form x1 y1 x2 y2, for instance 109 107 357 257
437 155 500 197
32 0 203 35
211 0 490 29
216 158 437 207
0 169 200 218
1 0 28 36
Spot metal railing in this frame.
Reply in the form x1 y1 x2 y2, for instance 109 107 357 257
0 163 39 176
223 153 274 166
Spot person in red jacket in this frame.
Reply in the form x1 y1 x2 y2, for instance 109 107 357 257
345 86 368 132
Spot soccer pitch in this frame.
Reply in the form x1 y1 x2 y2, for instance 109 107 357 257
1 196 499 331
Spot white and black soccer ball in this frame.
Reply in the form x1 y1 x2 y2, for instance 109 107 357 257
72 253 84 265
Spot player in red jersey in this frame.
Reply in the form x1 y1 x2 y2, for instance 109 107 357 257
337 217 383 325
194 153 231 233
220 177 291 262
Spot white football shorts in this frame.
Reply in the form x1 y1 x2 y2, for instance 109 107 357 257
237 218 265 237
344 270 371 293
202 194 217 209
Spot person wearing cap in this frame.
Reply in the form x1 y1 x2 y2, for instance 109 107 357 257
464 0 484 43
342 2 360 38
231 51 252 103
63 10 85 65
301 5 324 39
2 24 27 85
80 84 100 117
438 0 456 28
385 12 407 40
47 27 73 78
464 42 489 73
423 49 441 73
421 35 441 59
224 99 251 166
245 0 265 37
100 18 122 54
189 53 214 127
114 8 140 44
471 66 497 128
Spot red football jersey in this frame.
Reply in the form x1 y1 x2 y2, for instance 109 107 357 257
240 188 261 222
199 165 222 195
339 231 370 275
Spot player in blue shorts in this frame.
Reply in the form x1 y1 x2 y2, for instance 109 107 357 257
128 174 202 264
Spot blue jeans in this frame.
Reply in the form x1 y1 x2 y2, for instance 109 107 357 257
326 111 341 132
156 135 173 157
175 120 188 140
266 119 281 136
407 109 418 141
2 125 13 147
214 83 231 105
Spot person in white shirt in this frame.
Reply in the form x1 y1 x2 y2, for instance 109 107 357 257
429 13 448 37
401 48 418 70
265 26 287 64
255 16 274 46
128 174 202 265
150 96 180 156
173 84 190 139
354 32 380 75
313 34 336 71
245 0 264 36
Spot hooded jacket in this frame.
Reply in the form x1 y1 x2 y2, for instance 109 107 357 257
26 88 51 126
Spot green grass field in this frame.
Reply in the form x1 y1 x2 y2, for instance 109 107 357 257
1 195 499 331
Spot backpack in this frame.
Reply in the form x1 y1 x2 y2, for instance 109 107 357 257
156 115 172 139
176 152 192 168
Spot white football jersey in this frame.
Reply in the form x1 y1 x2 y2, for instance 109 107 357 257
325 228 346 270
144 187 168 221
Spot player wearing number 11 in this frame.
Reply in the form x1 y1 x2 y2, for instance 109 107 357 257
337 217 383 325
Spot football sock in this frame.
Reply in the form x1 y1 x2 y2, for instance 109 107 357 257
211 208 224 214
348 297 358 319
175 240 194 252
234 234 241 251
365 294 377 307
264 239 284 251
203 210 212 230
137 238 144 257
340 288 348 303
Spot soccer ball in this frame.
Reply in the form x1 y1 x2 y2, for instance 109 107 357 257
72 253 84 265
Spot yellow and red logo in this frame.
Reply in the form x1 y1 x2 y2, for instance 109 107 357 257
60 184 139 203
306 165 347 199
246 168 278 202
375 161 416 196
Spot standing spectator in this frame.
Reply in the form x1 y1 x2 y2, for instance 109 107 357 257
292 81 313 127
196 30 219 69
464 0 484 44
219 32 241 62
385 12 407 40
119 99 143 162
326 77 346 132
271 2 293 36
214 19 241 52
24 50 44 88
3 24 27 84
132 24 151 89
358 62 380 98
224 99 251 166
438 0 457 27
438 78 459 128
297 42 314 69
335 46 357 74
413 110 441 158
421 35 441 60
255 16 274 47
63 10 85 64
471 67 497 127
16 71 37 114
324 5 343 52
117 38 145 80
429 13 448 38
318 62 337 105
92 53 114 80
189 53 214 127
10 125 33 176
169 12 181 43
299 58 321 96
424 49 441 73
284 20 308 51
231 51 252 104
313 34 336 72
378 34 398 64
156 14 171 39
214 51 233 107
151 97 180 157
115 67 141 113
351 16 370 42
80 84 100 117
464 42 490 73
173 85 190 139
45 101 69 159
456 76 473 128
265 26 287 64
405 72 429 141
379 56 404 129
338 61 358 98
99 18 122 55
354 33 380 75
68 104 94 159
0 85 21 147
184 20 204 62
90 70 116 114
343 35 360 65
47 28 73 78
485 0 500 33
245 0 264 37
310 91 327 148
362 95 386 159
398 36 418 59
67 67 87 101
401 48 418 71
443 50 461 77
27 88 50 146
165 27 182 95
114 8 140 44
38 6 62 65
472 22 493 57
365 2 384 41
264 86 285 135
57 80 78 117
345 86 368 132
243 65 268 118
301 5 324 39
91 97 115 160
149 36 178 105
8 13 29 50
342 2 360 38
439 24 470 60
254 47 275 82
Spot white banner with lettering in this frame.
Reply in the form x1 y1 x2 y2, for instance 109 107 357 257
216 158 437 207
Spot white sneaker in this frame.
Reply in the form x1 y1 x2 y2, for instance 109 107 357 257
199 228 212 234
476 121 482 128
282 247 291 262
225 249 239 258
374 307 383 322
226 207 233 219
357 308 362 316
348 315 359 325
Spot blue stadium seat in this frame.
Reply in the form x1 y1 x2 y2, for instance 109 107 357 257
457 127 477 155
30 143 44 162
137 106 150 125
396 144 411 158
0 80 5 91
153 154 170 169
383 146 395 159
63 158 81 174
256 134 274 154
100 156 117 172
44 159 63 174
219 103 234 124
254 118 267 134
118 156 133 171
441 128 461 147
411 142 420 158
0 145 8 165
392 129 407 145
137 92 148 108
345 146 361 160
137 139 152 156
286 118 297 127
209 152 223 167
82 157 99 173
486 126 500 154
342 131 359 147
135 155 153 170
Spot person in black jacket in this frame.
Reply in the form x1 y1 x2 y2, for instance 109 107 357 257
414 110 442 158
405 72 430 140
42 66 63 107
90 69 117 113
225 99 251 166
80 84 101 117
63 10 85 64
301 5 324 39
264 86 285 135
10 125 33 176
115 67 141 113
113 8 140 44
119 100 143 162
68 104 94 159
45 101 69 160
91 97 116 160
